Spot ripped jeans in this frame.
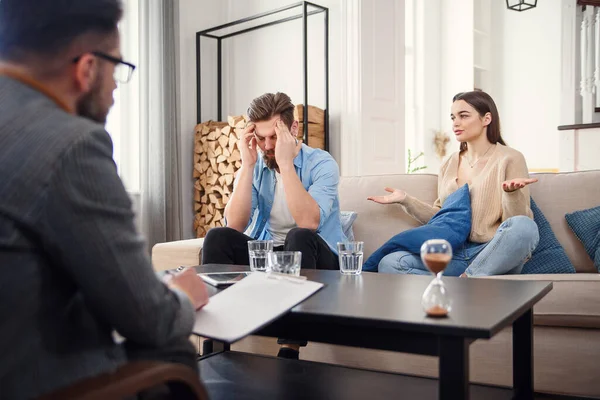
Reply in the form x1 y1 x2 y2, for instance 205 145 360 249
378 216 539 277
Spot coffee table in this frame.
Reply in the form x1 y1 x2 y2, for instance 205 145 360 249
194 264 552 400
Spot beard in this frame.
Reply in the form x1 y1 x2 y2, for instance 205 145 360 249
76 76 109 124
263 151 278 170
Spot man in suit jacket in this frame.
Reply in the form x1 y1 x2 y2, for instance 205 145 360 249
0 1 208 398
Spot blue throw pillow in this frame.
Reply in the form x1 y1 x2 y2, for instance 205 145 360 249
565 205 600 272
521 199 576 274
340 211 358 241
363 184 472 272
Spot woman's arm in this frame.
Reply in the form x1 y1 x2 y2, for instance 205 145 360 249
399 194 442 224
500 152 536 220
368 156 452 225
367 187 441 224
400 158 449 224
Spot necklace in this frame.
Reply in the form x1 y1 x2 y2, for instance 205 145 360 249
464 144 494 168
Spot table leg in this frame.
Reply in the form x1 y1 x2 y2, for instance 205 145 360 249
513 309 534 399
202 339 230 355
439 336 469 400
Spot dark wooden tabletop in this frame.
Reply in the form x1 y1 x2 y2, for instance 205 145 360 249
195 264 552 339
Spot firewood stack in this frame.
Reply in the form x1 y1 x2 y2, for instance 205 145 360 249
294 104 325 150
193 116 247 238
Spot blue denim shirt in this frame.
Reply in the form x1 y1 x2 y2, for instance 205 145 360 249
244 144 346 254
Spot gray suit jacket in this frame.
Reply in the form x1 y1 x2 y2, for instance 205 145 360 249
0 76 194 399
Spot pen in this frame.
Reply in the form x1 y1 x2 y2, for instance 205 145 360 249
160 266 187 282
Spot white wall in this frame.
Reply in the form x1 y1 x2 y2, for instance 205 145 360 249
490 1 562 171
440 0 474 143
560 127 600 171
411 0 443 174
222 0 341 163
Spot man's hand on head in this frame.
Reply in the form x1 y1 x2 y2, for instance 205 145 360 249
274 120 300 172
240 122 258 168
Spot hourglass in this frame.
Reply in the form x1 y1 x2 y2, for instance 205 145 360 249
420 239 453 317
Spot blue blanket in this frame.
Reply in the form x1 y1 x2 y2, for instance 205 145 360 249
363 184 472 272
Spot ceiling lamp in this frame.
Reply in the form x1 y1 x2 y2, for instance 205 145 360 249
506 0 538 11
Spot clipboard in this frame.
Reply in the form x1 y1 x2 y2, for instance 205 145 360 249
193 272 324 343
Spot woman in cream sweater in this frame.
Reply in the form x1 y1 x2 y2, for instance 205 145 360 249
368 91 539 276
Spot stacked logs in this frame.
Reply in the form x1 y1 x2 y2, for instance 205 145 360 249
294 104 325 150
193 116 247 238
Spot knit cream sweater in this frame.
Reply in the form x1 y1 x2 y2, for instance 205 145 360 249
400 144 533 243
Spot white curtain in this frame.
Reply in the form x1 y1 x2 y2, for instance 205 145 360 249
138 0 183 248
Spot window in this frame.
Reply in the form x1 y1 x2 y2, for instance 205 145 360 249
105 0 140 192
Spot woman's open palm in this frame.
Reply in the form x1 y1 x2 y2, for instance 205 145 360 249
502 178 538 193
367 187 407 204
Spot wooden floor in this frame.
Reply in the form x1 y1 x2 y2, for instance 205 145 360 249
199 351 589 400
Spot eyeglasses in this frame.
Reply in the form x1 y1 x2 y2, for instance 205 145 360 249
72 51 136 84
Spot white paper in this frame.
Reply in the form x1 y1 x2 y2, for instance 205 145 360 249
193 272 324 343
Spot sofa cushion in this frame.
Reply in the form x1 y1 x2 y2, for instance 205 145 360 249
362 184 471 272
521 199 576 274
482 273 600 329
340 211 358 241
528 171 600 272
565 206 600 272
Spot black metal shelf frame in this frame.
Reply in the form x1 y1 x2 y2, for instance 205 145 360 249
196 1 329 151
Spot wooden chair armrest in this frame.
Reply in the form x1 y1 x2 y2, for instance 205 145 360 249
38 361 208 400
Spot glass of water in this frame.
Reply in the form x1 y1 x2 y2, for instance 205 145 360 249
337 241 364 275
267 251 302 276
247 240 273 272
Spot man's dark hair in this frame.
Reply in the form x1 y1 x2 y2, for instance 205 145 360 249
247 92 295 129
0 0 123 61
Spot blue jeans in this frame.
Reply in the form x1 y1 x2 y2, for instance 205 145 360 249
378 216 540 277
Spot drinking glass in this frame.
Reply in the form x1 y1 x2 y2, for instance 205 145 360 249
247 240 273 272
420 239 453 317
267 251 302 276
337 242 364 275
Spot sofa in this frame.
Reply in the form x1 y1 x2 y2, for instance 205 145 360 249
152 170 600 398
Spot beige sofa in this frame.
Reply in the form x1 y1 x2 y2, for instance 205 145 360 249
152 170 600 397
